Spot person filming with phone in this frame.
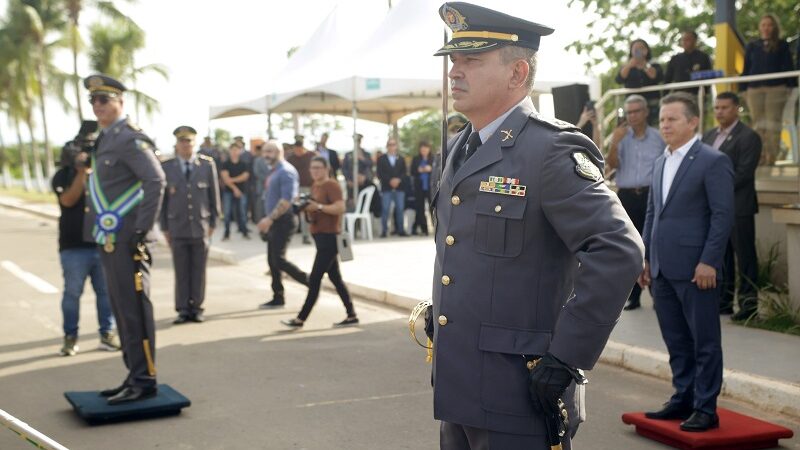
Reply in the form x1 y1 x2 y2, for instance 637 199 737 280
606 94 665 311
616 38 663 125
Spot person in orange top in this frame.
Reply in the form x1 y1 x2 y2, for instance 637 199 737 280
281 156 358 328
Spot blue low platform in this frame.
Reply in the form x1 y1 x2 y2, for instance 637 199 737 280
64 384 190 424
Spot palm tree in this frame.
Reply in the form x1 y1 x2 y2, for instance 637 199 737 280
8 0 69 180
88 21 168 123
64 0 139 122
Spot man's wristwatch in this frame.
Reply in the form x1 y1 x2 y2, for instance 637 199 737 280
317 203 324 212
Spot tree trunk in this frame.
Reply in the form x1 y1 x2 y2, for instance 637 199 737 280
14 119 32 192
71 22 83 122
25 116 47 193
0 125 11 189
35 61 54 179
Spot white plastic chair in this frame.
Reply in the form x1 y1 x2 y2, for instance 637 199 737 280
345 185 376 241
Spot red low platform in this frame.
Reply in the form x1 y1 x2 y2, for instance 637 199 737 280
621 408 794 450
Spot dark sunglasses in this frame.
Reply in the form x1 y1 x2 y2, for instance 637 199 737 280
88 95 112 105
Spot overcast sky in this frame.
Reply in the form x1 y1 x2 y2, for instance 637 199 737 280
1 0 600 153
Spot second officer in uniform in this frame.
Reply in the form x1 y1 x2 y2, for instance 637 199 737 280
83 74 166 404
160 126 221 324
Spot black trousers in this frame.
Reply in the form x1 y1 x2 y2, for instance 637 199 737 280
617 187 649 302
721 215 759 312
440 421 571 450
266 214 308 300
413 188 430 234
297 233 355 321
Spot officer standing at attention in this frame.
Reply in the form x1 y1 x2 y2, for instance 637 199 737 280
429 4 644 449
160 126 221 324
83 74 166 405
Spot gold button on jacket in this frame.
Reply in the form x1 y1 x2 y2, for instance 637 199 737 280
446 235 455 246
438 315 448 326
494 204 502 213
441 275 451 285
451 195 461 206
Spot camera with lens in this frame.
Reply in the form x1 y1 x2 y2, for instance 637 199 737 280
292 192 312 213
60 120 98 169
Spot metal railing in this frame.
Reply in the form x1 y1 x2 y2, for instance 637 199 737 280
596 70 800 154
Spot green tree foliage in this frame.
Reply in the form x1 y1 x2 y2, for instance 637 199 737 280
567 0 800 72
399 110 442 156
214 128 231 148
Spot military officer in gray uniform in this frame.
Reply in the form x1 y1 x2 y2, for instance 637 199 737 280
160 126 221 324
82 74 166 405
429 4 644 449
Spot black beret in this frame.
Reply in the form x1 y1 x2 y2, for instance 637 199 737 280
434 2 554 56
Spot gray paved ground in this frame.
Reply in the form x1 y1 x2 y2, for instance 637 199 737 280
0 207 797 449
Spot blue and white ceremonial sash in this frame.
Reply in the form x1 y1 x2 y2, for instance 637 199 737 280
89 156 143 252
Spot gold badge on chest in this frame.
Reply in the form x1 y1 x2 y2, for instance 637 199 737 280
479 176 527 197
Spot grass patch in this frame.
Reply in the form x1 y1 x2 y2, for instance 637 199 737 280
742 314 800 336
0 186 56 204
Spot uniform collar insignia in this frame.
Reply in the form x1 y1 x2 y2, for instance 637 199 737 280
500 129 514 142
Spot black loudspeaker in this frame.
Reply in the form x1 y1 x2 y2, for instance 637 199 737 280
551 83 590 125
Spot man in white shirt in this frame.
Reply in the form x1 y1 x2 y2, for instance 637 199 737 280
639 92 734 432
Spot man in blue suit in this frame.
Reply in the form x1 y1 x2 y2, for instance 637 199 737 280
639 92 734 432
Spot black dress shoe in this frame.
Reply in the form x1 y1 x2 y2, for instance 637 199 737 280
623 300 641 311
680 411 719 432
173 315 191 324
99 383 127 397
732 309 757 322
107 385 157 405
280 318 304 328
259 299 285 309
191 313 205 323
645 402 693 420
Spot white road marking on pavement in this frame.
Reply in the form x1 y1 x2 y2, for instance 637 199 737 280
260 327 362 342
296 391 429 408
1 261 58 294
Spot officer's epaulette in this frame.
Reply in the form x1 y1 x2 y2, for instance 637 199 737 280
528 113 580 132
198 154 214 162
125 118 142 132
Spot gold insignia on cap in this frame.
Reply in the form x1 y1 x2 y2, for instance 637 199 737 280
88 76 103 88
571 152 602 182
443 5 468 31
444 41 493 50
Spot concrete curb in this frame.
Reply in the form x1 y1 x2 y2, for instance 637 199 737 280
348 284 800 420
0 199 238 265
3 198 799 419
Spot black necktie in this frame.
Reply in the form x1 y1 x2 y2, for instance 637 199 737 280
453 132 481 173
184 161 191 180
464 132 481 162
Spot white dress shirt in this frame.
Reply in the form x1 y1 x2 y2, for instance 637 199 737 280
661 136 697 204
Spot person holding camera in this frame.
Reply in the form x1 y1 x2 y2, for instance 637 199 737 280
606 94 665 310
82 74 166 405
52 140 121 357
616 38 663 126
281 156 358 328
257 140 309 310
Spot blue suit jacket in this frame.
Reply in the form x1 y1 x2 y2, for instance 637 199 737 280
643 139 734 280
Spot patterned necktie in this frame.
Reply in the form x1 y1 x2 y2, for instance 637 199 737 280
184 161 191 180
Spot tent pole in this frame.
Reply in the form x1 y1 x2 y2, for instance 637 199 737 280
267 110 273 139
352 100 359 206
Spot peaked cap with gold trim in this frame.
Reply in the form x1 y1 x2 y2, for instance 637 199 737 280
83 74 127 96
173 126 198 139
434 2 554 56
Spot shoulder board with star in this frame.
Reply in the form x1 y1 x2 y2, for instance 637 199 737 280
528 113 580 132
198 154 214 163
